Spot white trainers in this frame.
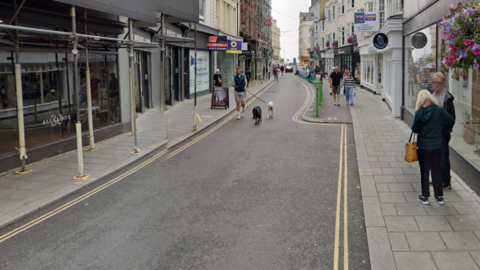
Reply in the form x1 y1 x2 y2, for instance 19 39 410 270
237 111 241 119
241 109 245 117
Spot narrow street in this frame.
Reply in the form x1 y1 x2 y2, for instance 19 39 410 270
0 74 370 269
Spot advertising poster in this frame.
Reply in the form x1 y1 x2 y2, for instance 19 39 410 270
354 12 379 32
189 50 210 94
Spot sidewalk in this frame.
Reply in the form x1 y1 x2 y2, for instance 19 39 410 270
0 78 274 229
351 88 480 269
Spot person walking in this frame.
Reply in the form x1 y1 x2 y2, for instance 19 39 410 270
343 71 356 105
109 73 120 123
328 67 335 96
232 67 248 120
412 90 455 205
280 65 285 76
245 68 252 88
90 73 101 106
432 72 456 189
329 66 343 106
213 69 222 88
273 65 279 81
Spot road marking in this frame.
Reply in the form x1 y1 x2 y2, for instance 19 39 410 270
0 149 169 244
333 125 344 270
167 83 275 159
343 125 349 270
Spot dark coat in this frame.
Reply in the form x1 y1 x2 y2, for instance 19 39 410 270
441 92 456 135
412 104 455 150
213 73 222 86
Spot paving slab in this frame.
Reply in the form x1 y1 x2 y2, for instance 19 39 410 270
405 232 448 251
440 231 480 250
394 252 437 270
432 251 480 270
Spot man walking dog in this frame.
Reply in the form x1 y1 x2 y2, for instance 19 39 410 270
232 67 248 120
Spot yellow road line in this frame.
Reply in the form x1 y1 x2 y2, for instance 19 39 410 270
168 82 275 159
343 125 349 270
0 149 169 244
292 76 337 126
333 125 344 269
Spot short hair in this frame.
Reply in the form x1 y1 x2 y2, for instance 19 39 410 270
236 67 241 70
433 72 446 83
216 69 220 73
416 89 439 110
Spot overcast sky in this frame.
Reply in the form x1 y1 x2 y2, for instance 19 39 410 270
272 0 310 62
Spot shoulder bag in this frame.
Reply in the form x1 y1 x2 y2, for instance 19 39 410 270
404 131 418 163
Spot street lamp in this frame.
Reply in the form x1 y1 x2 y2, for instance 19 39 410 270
241 21 246 32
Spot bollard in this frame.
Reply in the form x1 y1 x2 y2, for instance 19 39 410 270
316 88 319 117
73 122 90 180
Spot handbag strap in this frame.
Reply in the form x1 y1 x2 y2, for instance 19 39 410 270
409 131 416 142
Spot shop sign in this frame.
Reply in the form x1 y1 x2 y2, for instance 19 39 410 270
354 12 379 32
226 40 242 54
338 46 352 55
373 33 389 50
77 54 117 61
242 50 252 55
264 19 272 27
326 50 334 58
189 50 210 94
207 36 228 51
42 114 71 127
133 33 151 43
412 32 428 49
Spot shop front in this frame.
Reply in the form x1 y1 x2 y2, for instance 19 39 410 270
325 49 334 74
403 0 480 193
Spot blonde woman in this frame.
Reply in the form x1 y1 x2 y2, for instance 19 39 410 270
343 71 356 105
412 90 454 205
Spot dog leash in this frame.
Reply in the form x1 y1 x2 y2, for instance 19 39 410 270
245 89 266 103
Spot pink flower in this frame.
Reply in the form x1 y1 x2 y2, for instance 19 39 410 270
450 4 455 8
464 39 473 47
475 6 480 11
474 48 480 55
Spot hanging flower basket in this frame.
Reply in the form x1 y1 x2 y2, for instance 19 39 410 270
325 41 330 48
438 0 480 81
332 41 338 48
347 34 357 44
313 46 319 52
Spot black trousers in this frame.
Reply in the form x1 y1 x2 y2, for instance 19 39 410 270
418 148 443 198
441 133 452 185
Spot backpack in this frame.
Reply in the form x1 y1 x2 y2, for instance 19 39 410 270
217 77 222 85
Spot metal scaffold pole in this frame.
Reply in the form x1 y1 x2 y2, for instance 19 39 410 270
192 23 197 132
128 19 141 154
84 8 96 151
160 14 168 140
71 6 89 180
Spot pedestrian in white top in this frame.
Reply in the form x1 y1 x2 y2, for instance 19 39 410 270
343 71 356 106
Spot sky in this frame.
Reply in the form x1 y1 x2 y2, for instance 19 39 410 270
272 0 311 62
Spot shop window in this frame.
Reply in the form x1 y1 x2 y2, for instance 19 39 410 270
379 0 385 29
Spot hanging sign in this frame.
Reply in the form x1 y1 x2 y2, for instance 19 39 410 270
412 32 428 49
373 33 389 50
264 19 272 27
207 36 228 51
226 40 242 54
354 12 379 32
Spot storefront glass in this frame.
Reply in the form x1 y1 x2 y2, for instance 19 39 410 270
217 52 234 87
0 53 119 158
353 53 361 82
404 23 480 168
403 25 436 111
363 59 374 85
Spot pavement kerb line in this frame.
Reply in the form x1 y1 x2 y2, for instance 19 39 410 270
293 76 339 126
168 81 275 159
0 148 169 243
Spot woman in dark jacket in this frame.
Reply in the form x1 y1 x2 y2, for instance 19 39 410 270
412 90 455 205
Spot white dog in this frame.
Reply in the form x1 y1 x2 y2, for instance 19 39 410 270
267 101 274 119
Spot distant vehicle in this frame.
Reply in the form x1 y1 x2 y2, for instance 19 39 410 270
285 62 294 73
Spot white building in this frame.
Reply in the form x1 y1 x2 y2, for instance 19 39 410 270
357 0 403 117
298 12 314 66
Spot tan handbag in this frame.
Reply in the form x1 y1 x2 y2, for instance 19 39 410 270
404 132 418 163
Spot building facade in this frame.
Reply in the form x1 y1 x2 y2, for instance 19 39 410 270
298 12 314 66
272 20 281 65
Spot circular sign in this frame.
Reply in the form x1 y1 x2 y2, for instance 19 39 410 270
412 32 428 49
231 41 237 47
373 33 389 50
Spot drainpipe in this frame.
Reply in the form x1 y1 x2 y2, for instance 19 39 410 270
161 14 168 139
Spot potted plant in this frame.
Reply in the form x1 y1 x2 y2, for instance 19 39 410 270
313 45 319 52
333 40 338 48
438 0 480 81
325 41 330 48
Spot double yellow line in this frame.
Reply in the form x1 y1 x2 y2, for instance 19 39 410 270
0 149 169 244
168 82 275 159
333 125 349 269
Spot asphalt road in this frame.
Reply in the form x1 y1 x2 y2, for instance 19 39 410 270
0 74 370 270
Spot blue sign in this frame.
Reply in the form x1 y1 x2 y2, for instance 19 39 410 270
354 13 365 24
227 40 242 54
293 58 296 65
